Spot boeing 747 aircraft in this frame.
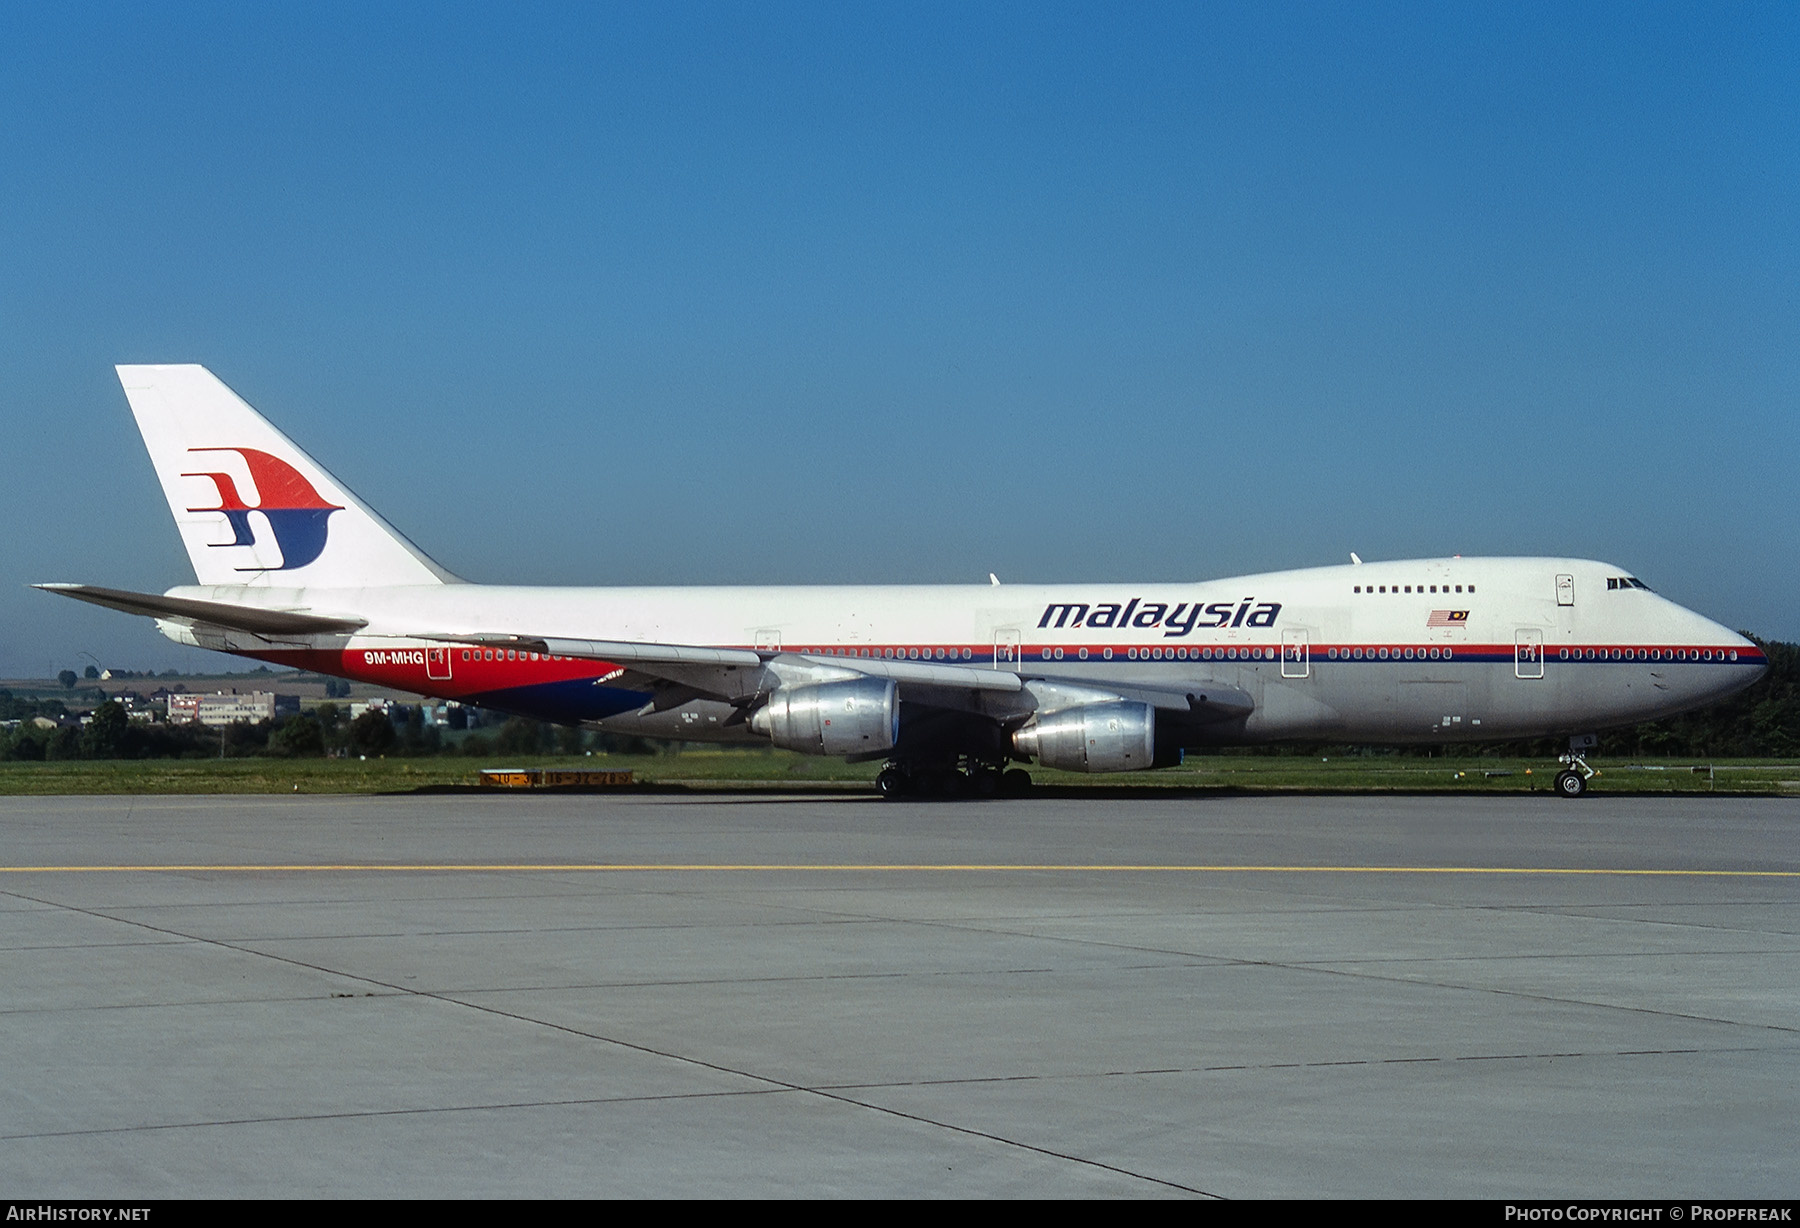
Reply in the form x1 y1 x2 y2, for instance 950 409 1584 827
39 365 1768 797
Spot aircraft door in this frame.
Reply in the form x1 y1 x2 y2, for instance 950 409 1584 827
425 646 452 681
754 629 782 654
1556 574 1575 606
994 628 1021 671
1281 629 1310 679
1514 628 1545 679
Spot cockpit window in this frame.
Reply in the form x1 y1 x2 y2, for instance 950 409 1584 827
1608 576 1654 592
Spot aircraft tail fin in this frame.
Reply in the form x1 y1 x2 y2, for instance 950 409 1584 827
116 364 457 588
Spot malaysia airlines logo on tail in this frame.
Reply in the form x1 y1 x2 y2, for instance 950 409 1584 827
181 447 343 571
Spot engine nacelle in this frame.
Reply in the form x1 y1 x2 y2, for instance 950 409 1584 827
1012 701 1156 773
750 678 899 757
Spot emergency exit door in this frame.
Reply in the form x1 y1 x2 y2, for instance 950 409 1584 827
1281 629 1310 678
1515 628 1545 679
994 628 1021 670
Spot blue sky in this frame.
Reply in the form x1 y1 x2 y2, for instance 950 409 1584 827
3 2 1796 675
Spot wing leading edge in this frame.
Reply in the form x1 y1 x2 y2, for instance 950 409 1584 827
35 584 367 636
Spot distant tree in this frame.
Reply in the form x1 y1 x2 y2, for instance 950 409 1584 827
57 670 77 690
593 732 657 755
83 665 100 680
13 695 68 721
3 725 47 761
81 701 129 759
497 717 547 756
558 724 586 755
269 714 325 758
400 706 425 752
445 705 467 731
348 709 397 756
45 726 81 759
222 720 270 758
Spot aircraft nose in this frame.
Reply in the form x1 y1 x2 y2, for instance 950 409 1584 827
1737 635 1770 684
1709 627 1768 699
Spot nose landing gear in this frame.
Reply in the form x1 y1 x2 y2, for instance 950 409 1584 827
1554 734 1598 798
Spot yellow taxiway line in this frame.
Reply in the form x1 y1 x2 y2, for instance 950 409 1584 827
0 863 1796 877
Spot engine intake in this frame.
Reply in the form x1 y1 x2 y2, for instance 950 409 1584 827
1012 701 1155 773
750 678 899 757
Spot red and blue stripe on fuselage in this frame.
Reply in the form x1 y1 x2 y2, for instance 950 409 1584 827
244 639 1767 728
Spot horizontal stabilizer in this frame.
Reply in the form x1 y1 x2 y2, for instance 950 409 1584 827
35 584 367 636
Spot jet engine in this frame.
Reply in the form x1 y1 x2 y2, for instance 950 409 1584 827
750 677 900 756
1011 701 1155 773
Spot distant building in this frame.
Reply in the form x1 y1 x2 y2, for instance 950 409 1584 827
167 691 298 727
117 693 158 723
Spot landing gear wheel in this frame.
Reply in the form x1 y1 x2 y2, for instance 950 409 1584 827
1555 769 1588 798
970 769 1001 798
875 767 908 800
1002 768 1033 796
923 768 968 798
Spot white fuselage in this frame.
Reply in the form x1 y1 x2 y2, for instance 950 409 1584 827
166 555 1764 747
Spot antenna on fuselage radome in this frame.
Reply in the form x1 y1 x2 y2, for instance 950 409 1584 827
1350 553 1363 566
989 573 1001 586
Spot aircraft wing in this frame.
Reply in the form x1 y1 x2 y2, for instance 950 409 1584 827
35 584 368 636
424 632 765 669
416 630 1251 722
417 632 1025 696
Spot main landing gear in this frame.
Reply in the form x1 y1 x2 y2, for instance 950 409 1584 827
1554 733 1598 798
874 758 1031 801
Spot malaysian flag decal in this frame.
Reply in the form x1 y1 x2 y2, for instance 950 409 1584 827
1427 610 1470 627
